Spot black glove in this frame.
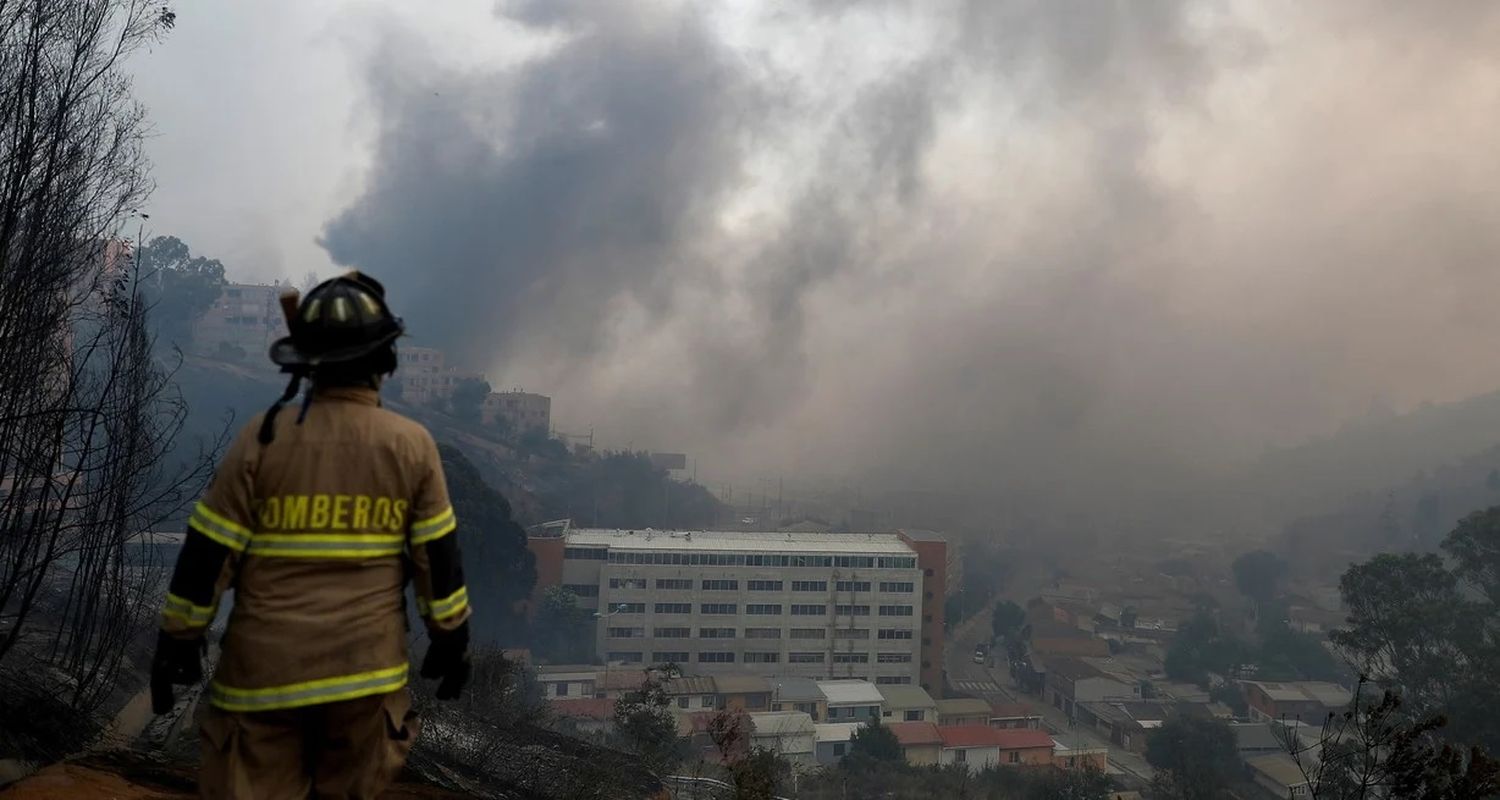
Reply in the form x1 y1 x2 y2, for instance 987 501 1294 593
420 621 471 701
151 632 205 715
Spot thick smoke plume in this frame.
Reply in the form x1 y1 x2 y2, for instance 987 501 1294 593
322 1 1500 533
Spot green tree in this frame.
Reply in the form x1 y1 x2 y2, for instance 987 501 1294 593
848 717 904 764
1289 681 1500 799
450 377 491 423
1257 621 1346 683
944 593 965 630
137 235 226 350
1210 682 1248 717
1165 611 1247 686
1233 549 1287 607
532 587 594 664
1022 764 1113 800
438 444 537 645
1444 506 1500 606
613 663 687 776
543 451 721 530
1333 509 1500 755
991 599 1026 643
707 708 790 800
1145 715 1240 800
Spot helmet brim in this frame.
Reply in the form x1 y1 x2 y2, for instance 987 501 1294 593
268 328 403 368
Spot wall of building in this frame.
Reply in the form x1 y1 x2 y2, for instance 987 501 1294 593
902 743 941 765
884 707 936 723
560 533 924 683
898 532 948 694
825 703 880 722
528 534 568 618
1000 746 1054 767
191 283 283 358
940 746 1000 771
483 390 551 432
1074 677 1136 704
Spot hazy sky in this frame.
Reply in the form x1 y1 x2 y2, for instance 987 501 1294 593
132 1 1500 518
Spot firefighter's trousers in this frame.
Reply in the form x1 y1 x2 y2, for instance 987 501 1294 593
198 689 418 799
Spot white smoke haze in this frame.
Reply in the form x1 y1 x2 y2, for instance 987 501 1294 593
170 1 1500 532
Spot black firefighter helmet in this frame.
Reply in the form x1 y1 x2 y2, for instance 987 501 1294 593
258 271 404 444
269 271 404 370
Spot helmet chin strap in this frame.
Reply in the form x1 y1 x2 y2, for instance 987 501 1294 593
258 369 307 445
295 381 316 426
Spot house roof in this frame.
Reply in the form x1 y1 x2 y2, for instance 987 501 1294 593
716 675 772 694
1155 681 1211 703
1031 621 1096 641
988 703 1040 719
877 684 936 710
1248 754 1312 787
817 679 883 706
749 711 816 739
664 675 717 696
814 722 865 743
603 670 650 691
991 729 1057 750
550 698 616 720
770 676 824 703
1242 681 1351 707
935 698 991 716
1232 723 1288 752
1044 657 1111 682
898 528 946 542
888 721 944 747
938 726 999 748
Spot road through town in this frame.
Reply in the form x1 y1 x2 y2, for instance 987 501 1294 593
943 599 1154 782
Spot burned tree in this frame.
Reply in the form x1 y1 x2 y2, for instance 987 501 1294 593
0 0 212 740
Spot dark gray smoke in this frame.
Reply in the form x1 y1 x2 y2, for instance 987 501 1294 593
322 1 1500 534
321 3 763 366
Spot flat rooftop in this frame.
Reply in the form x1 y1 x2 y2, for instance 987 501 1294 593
566 528 914 555
818 680 884 706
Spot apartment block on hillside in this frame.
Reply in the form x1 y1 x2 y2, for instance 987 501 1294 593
532 527 928 684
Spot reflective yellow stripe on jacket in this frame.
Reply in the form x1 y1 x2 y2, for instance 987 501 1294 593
190 502 252 552
209 664 409 712
245 532 404 558
161 593 216 627
416 586 469 621
409 507 456 545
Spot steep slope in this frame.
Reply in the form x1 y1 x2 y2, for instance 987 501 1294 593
1243 388 1500 529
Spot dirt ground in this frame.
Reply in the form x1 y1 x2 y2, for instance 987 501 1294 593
0 753 470 799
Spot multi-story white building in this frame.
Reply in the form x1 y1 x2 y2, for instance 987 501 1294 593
190 283 283 358
556 528 925 685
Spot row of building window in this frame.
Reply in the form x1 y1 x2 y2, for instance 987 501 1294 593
608 578 915 593
575 578 916 595
564 548 918 570
604 651 913 665
640 627 915 641
613 603 915 617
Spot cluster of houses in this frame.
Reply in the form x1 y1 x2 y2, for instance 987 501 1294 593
1004 587 1355 798
537 666 1105 774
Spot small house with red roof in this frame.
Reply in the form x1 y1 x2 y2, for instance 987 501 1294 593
888 721 944 765
938 725 1056 771
550 697 617 736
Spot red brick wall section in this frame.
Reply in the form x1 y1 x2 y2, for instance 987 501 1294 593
527 535 566 619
